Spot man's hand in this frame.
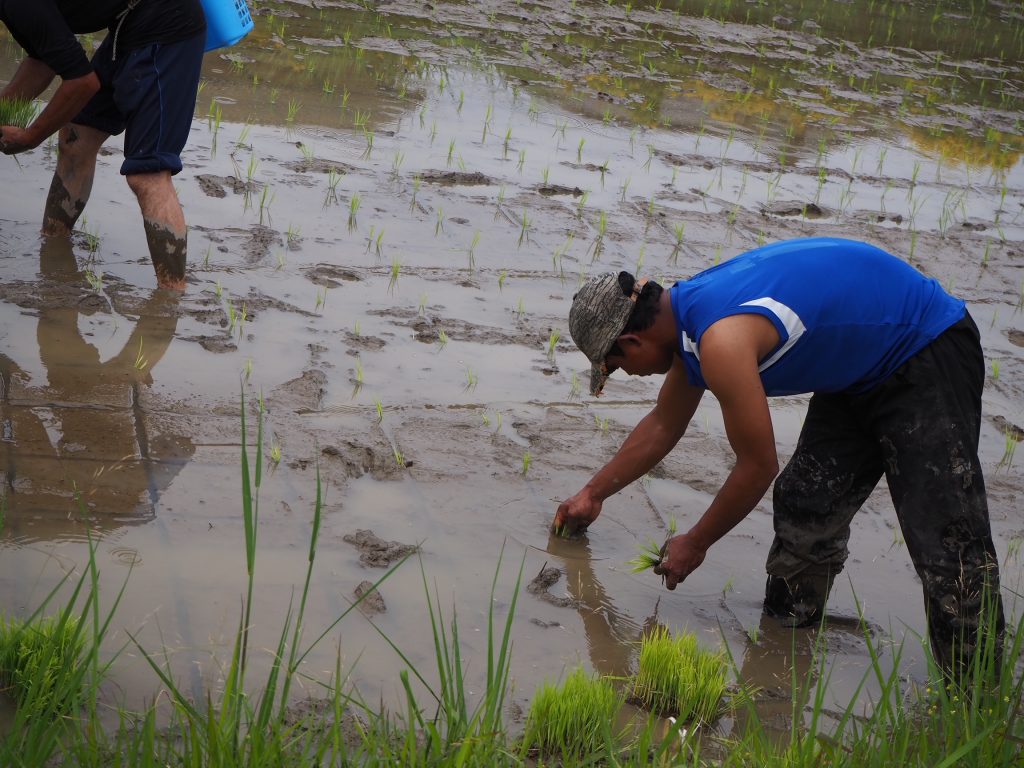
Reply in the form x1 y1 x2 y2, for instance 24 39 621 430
653 533 707 590
552 490 603 536
0 126 36 154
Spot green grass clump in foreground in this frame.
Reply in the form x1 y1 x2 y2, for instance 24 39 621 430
631 626 727 723
521 666 623 757
0 614 86 716
0 97 35 128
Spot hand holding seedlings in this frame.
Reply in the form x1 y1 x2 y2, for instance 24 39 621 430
0 125 35 154
651 533 706 591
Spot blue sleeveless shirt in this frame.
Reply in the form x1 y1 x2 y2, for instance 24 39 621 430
669 238 965 395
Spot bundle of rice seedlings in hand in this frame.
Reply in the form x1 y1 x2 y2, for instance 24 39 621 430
627 516 677 573
630 626 727 723
521 666 623 757
0 97 36 128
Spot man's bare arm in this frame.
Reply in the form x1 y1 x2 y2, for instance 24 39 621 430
655 314 780 588
553 356 704 532
1 61 99 153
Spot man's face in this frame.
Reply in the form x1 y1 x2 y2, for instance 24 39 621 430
603 334 673 379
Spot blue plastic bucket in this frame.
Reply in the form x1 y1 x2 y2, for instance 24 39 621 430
201 0 254 51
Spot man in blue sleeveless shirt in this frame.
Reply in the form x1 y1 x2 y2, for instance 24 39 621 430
554 237 1003 679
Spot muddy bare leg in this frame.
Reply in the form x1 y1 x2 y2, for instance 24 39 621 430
126 171 187 291
42 124 109 236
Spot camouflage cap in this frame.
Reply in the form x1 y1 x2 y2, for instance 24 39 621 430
568 273 647 396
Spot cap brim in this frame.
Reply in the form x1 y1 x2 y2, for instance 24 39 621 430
589 363 609 396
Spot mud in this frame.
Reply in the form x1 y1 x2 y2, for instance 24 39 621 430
343 529 418 567
0 0 1022 737
353 580 387 615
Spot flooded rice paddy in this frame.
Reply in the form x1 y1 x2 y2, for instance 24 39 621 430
1 0 1023 733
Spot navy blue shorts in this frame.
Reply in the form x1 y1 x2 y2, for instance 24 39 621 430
73 31 205 176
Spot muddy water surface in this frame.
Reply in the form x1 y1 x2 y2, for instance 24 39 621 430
1 0 1023 734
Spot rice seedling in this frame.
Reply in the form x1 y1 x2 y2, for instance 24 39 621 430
446 138 456 167
354 356 364 385
286 99 302 123
0 96 35 131
467 230 480 271
323 168 342 207
362 129 374 158
521 452 532 475
437 330 449 350
996 427 1018 471
464 366 478 391
577 137 585 163
517 210 531 247
498 269 508 292
568 371 581 400
286 223 301 249
269 443 281 466
991 359 1000 380
482 103 492 143
315 286 327 313
390 150 404 179
409 174 422 212
348 193 361 231
546 329 560 362
388 256 401 294
629 625 727 723
393 446 405 467
374 397 384 422
258 184 274 225
84 269 103 292
242 357 253 382
576 190 589 218
133 338 148 371
520 667 622 758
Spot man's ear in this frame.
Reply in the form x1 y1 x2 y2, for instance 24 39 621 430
616 333 643 348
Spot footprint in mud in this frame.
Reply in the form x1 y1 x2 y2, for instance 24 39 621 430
760 201 829 219
305 264 362 288
526 565 575 608
343 529 418 567
419 170 493 186
1008 329 1024 348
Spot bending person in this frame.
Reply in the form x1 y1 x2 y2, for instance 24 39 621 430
0 0 206 290
552 237 1004 683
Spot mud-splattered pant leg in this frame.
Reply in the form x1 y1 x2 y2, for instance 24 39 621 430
866 314 1004 679
766 314 1004 678
764 392 884 627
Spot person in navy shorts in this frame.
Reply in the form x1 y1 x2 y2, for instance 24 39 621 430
554 237 1004 682
1 0 206 291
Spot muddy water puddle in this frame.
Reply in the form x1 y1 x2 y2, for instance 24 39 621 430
2 0 1024 735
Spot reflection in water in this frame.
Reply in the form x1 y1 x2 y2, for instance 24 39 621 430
544 532 647 679
0 238 194 543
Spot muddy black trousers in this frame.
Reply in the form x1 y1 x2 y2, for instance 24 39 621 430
763 312 1004 678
